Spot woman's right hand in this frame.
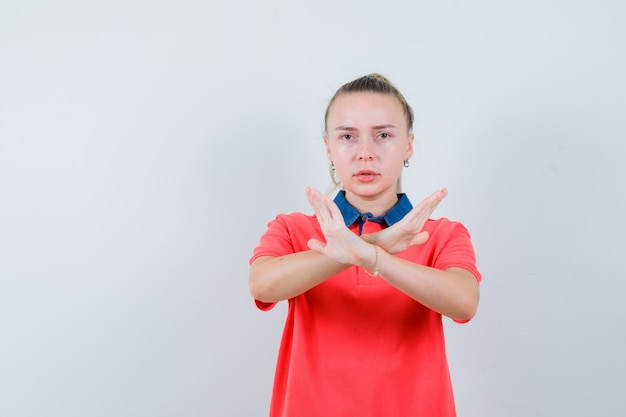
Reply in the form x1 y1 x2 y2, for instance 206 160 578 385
305 187 375 268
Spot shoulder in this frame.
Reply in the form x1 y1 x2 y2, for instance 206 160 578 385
417 217 481 281
424 217 469 233
251 212 321 260
423 217 475 245
269 212 318 228
261 211 321 240
275 211 315 221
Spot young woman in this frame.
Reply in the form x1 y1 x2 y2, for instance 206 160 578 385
249 74 481 417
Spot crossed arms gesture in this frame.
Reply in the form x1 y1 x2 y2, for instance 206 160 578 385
249 188 479 320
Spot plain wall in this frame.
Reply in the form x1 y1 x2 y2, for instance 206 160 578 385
1 1 625 416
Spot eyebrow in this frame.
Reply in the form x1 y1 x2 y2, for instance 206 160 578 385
334 124 397 131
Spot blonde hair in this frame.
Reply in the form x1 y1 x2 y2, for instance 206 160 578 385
324 73 414 135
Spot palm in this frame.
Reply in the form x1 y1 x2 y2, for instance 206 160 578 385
305 187 369 266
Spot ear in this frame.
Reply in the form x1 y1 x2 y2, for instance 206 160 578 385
323 136 333 161
406 133 415 160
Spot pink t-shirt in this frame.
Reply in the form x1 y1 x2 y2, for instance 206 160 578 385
250 206 481 417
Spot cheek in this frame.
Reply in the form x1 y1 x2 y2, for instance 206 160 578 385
381 145 407 163
330 144 355 162
331 151 354 180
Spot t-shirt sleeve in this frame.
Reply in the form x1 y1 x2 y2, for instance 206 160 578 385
431 219 482 283
249 214 299 311
249 214 297 264
428 219 482 324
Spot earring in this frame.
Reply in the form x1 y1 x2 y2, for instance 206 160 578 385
330 162 335 171
403 160 410 168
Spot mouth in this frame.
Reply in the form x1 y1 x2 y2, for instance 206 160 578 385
354 170 378 182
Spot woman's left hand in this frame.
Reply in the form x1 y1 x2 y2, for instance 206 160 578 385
365 188 448 254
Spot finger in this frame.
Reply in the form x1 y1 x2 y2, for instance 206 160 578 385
401 189 447 232
324 194 345 223
306 188 332 222
307 187 344 226
411 231 430 246
423 188 447 210
307 238 326 253
419 188 448 217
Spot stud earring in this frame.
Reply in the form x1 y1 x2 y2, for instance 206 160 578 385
403 160 410 168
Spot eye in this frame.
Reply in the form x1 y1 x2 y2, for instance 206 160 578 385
378 132 391 139
340 134 353 140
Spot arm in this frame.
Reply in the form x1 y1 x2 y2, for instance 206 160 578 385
249 187 375 303
249 251 349 303
373 252 480 321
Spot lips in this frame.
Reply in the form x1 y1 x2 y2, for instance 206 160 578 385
354 170 378 182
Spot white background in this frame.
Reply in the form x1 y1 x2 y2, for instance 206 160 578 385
1 1 625 416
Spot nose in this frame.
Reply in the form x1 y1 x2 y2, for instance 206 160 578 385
358 139 373 160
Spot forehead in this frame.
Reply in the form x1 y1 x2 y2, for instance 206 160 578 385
327 92 406 127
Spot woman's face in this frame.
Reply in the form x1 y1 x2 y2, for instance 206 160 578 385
324 92 414 205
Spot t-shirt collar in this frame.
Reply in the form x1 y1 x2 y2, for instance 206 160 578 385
333 191 413 227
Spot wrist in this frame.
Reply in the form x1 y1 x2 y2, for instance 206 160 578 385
365 245 379 276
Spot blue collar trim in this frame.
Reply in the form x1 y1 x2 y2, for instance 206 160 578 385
333 191 413 228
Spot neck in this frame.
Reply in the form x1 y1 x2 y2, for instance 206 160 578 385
344 190 398 217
